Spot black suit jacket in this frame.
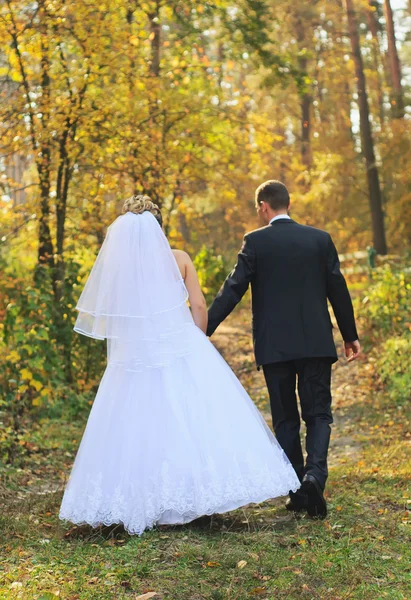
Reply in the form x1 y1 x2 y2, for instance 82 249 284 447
207 219 358 367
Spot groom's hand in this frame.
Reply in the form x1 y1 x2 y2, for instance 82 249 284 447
344 340 361 362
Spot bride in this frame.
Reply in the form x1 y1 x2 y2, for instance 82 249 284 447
59 195 300 535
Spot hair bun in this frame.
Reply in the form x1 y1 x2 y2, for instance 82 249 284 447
121 195 162 225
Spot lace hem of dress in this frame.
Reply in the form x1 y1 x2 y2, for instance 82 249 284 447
59 457 300 536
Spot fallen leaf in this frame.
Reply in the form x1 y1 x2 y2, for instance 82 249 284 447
237 560 247 569
206 561 220 567
249 587 266 596
106 538 126 546
135 594 159 600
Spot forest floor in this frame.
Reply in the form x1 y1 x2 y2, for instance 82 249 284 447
0 305 410 600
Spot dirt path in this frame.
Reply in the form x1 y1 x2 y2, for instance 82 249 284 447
211 304 364 470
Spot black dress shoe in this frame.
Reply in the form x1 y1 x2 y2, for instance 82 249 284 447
301 475 327 519
285 490 308 512
285 498 305 512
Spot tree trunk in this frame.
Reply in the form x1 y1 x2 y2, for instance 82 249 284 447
55 131 69 254
295 16 312 169
5 0 53 269
55 124 72 298
345 0 387 254
37 174 54 270
149 1 161 77
383 0 404 118
164 178 181 237
37 11 55 272
179 212 190 244
300 92 311 167
367 0 385 126
145 2 161 198
54 129 74 384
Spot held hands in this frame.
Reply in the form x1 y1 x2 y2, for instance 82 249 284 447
344 340 361 362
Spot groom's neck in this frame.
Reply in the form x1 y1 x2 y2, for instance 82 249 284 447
265 209 289 224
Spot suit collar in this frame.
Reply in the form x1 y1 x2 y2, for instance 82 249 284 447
270 218 295 225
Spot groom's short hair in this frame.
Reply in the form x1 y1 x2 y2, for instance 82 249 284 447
255 180 290 210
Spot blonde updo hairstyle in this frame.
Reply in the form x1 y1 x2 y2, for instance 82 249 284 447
121 194 163 227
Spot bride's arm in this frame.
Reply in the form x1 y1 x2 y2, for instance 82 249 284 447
182 254 208 333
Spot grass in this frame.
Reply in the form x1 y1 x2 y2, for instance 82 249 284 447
0 309 410 600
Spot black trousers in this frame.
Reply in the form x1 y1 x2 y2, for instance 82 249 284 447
263 358 333 490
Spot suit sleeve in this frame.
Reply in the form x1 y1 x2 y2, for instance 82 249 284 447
326 235 358 343
207 235 256 336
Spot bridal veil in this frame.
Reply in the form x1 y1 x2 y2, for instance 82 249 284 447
73 211 193 370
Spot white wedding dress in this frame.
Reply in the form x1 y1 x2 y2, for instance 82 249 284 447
59 211 300 535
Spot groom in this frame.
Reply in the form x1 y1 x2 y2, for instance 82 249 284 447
207 180 361 518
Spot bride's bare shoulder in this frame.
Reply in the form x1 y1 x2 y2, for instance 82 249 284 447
171 249 192 264
171 249 193 279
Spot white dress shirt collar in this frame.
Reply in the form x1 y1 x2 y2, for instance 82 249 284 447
270 214 291 224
